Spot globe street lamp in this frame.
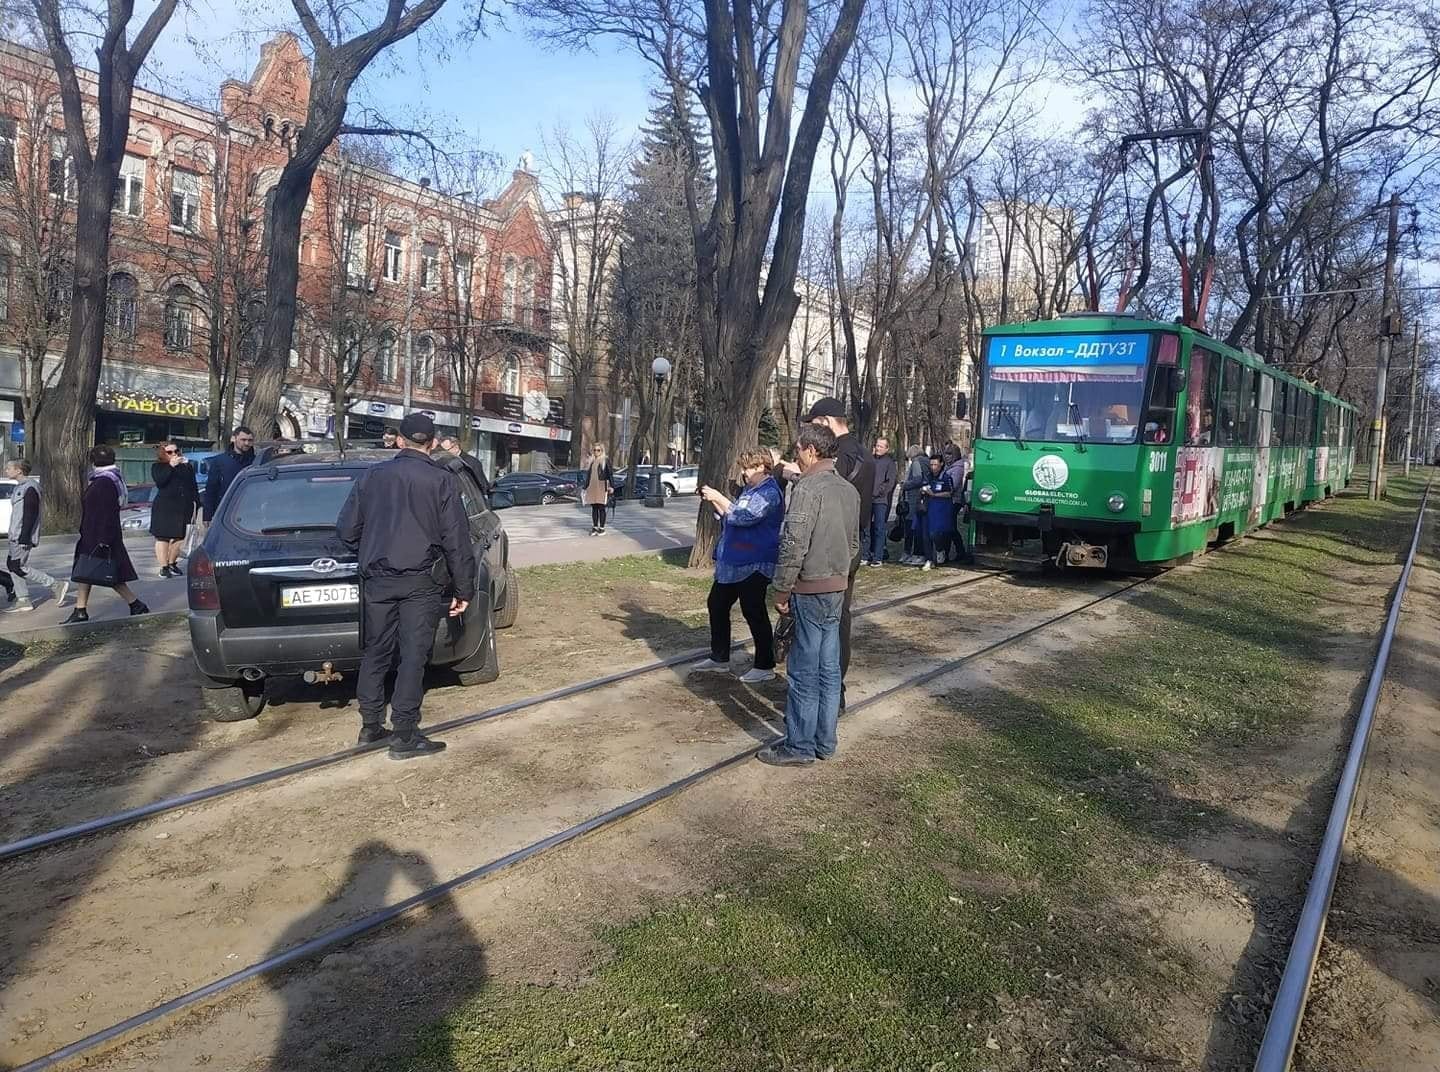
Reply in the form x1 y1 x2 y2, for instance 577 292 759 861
645 356 673 508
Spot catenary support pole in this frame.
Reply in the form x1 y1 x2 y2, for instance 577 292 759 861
1368 194 1401 499
1403 323 1419 476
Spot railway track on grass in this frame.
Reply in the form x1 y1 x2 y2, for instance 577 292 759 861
13 572 1149 1072
0 571 1004 864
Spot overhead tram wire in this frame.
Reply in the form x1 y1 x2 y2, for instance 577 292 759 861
0 572 1006 864
11 575 1153 1072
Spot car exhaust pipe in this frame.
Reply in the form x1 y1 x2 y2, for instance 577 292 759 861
240 667 265 682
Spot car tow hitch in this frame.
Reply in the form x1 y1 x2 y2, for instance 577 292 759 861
304 662 343 685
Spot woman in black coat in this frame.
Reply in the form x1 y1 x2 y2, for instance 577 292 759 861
62 445 149 625
150 440 200 577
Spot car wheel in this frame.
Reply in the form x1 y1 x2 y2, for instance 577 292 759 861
456 620 500 686
493 564 520 629
212 681 266 722
663 484 675 498
541 492 557 505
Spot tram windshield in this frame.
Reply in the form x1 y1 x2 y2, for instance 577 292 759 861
981 333 1153 444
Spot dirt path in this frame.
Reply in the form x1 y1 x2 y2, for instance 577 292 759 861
1292 498 1440 1071
0 569 1109 1068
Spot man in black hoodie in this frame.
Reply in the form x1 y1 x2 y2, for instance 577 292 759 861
202 426 256 523
804 398 874 700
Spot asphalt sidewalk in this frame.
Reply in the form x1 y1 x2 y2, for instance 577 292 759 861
0 499 700 641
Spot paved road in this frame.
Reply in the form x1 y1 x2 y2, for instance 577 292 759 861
0 497 700 638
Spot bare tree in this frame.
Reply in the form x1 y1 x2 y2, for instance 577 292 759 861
0 62 76 443
241 0 464 437
539 115 632 455
23 0 179 527
519 0 867 562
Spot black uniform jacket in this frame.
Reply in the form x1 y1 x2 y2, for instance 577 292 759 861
336 449 479 598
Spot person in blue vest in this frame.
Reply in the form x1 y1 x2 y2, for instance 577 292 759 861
920 454 955 572
692 447 785 683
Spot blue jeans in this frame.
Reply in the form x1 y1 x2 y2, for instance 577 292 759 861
867 502 890 562
782 591 844 759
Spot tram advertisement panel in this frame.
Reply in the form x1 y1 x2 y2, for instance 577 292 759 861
1171 446 1220 525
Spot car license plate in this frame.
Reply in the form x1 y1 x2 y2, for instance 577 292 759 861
281 583 359 607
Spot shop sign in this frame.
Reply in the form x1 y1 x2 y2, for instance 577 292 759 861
99 388 207 420
469 413 572 442
10 421 24 444
482 392 525 421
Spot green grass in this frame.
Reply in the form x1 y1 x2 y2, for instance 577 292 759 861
393 479 1427 1071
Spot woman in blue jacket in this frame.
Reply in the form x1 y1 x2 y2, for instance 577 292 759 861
693 448 785 683
920 454 954 572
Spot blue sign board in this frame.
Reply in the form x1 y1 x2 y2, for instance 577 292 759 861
9 420 23 444
988 333 1150 367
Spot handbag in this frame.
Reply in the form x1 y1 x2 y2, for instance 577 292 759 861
888 517 905 543
73 543 119 588
773 610 796 665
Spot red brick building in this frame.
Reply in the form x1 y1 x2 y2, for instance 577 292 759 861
0 34 570 479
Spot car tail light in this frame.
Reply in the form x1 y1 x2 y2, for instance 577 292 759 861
188 545 219 610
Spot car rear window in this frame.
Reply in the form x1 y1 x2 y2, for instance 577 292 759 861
226 471 358 535
0 483 12 500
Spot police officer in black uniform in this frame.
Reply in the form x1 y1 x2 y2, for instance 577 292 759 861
337 412 477 758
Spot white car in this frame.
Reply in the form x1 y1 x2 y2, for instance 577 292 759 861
0 478 13 537
669 466 700 495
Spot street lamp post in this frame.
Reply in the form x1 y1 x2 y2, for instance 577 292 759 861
646 356 672 508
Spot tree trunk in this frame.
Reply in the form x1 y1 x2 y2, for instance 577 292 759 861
689 348 769 563
32 173 119 531
242 164 317 435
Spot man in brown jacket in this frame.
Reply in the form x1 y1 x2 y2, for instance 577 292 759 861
759 423 860 767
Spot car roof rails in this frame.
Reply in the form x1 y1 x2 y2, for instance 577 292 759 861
254 439 339 465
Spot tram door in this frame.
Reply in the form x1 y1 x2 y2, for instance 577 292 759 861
1251 376 1274 526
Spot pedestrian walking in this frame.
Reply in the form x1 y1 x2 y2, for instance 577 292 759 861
336 413 476 759
150 441 201 578
202 426 255 523
2 460 67 612
943 445 973 565
438 435 492 495
802 398 873 706
581 444 615 535
61 446 149 624
758 423 858 766
691 448 785 684
865 437 898 566
920 455 955 571
900 445 929 564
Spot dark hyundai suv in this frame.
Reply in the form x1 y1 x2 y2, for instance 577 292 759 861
188 447 518 721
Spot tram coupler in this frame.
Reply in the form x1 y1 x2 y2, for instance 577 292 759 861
1057 541 1109 569
305 661 343 685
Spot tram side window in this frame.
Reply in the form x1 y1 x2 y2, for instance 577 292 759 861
1238 370 1260 446
1266 377 1282 447
1185 348 1219 445
1143 335 1180 443
1216 359 1248 446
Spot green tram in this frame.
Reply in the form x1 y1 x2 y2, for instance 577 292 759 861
969 314 1357 569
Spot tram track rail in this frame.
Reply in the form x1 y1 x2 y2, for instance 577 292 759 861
0 572 1005 865
13 570 1150 1072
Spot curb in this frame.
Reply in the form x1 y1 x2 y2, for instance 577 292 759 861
0 608 186 647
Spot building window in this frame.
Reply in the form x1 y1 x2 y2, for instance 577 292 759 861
414 335 435 388
502 351 521 395
383 231 403 283
520 260 537 327
240 297 264 364
502 256 517 320
453 252 473 304
343 222 366 288
376 331 397 383
341 325 361 377
114 154 145 217
420 241 440 291
48 135 74 199
0 256 9 321
171 167 201 231
164 284 196 350
308 336 324 375
45 262 71 321
105 272 138 339
547 345 566 382
0 117 16 182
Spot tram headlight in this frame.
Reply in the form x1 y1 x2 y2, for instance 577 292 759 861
977 484 997 505
1107 493 1127 513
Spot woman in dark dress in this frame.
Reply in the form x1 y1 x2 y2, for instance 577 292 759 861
62 445 149 624
150 440 200 577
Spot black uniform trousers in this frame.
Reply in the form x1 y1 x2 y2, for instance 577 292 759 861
357 572 448 734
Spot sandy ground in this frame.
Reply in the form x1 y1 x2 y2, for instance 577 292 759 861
1 564 1096 1069
1291 502 1440 1071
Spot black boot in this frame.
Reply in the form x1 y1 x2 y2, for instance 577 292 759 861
129 599 150 616
357 725 393 746
61 607 89 625
388 732 447 760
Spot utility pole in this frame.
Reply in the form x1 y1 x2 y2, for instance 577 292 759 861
1368 193 1401 500
1403 323 1420 476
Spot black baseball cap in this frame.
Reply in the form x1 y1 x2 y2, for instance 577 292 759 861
398 412 436 443
806 397 848 421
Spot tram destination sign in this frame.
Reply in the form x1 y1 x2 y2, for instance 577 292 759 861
988 333 1150 366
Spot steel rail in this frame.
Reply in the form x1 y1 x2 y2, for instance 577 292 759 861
0 573 1003 863
1252 478 1433 1072
12 575 1148 1072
